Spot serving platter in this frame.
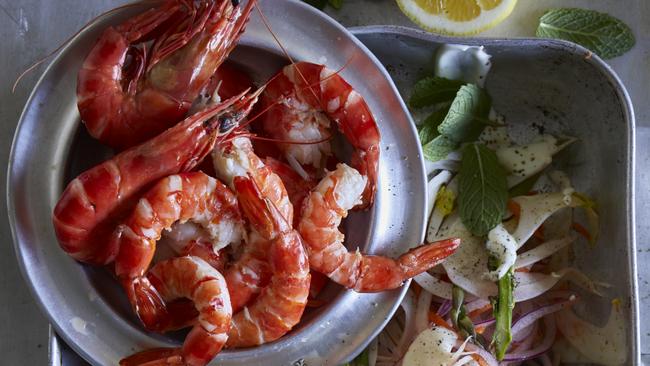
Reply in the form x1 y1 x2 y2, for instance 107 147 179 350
7 1 427 365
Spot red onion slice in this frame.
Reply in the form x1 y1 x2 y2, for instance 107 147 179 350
504 316 556 362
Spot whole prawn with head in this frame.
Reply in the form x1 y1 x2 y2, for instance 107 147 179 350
259 61 381 208
119 176 310 365
77 0 256 150
52 90 259 274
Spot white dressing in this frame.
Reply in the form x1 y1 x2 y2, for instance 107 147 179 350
484 224 517 281
435 44 492 87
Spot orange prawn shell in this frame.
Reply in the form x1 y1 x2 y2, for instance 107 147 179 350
260 62 381 206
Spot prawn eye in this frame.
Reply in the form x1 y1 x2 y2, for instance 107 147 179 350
231 0 240 6
218 115 238 134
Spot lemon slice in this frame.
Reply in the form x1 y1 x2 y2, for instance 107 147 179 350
396 0 517 35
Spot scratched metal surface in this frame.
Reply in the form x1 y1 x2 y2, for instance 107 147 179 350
1 0 649 364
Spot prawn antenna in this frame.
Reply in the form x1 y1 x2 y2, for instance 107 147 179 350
12 0 158 93
250 134 333 146
254 4 321 105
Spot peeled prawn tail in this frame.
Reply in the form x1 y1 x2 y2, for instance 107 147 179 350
298 163 460 292
226 176 310 347
351 238 461 292
120 256 232 366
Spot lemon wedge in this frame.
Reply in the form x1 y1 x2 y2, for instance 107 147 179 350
396 0 517 35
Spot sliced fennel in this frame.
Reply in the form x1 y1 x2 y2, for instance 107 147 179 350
556 299 627 366
484 224 517 281
510 192 581 248
402 326 460 366
426 170 453 222
496 135 576 187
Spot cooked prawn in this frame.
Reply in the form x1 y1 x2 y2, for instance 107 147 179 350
298 163 461 292
212 136 293 312
52 90 258 266
119 256 232 366
77 0 255 149
263 156 317 226
115 172 243 331
260 61 380 207
226 175 310 347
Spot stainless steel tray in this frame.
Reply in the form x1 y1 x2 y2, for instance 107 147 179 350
9 2 426 366
48 23 640 366
353 25 639 364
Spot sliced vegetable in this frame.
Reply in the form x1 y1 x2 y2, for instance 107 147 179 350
515 235 576 269
485 224 517 281
426 171 453 222
503 316 556 361
491 267 515 360
459 143 508 236
450 286 477 339
428 176 459 241
402 326 459 366
479 125 511 150
508 171 542 197
413 271 453 300
437 215 496 298
510 192 581 248
513 268 608 301
556 299 627 366
497 135 576 187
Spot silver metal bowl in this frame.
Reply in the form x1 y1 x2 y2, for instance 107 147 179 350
7 2 426 365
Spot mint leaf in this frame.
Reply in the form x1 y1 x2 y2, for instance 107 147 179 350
438 84 491 143
418 107 449 145
491 267 515 360
423 135 456 162
409 77 464 109
458 143 508 236
537 8 635 59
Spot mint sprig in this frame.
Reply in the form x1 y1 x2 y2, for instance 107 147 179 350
458 143 508 237
413 83 492 162
537 8 635 59
438 84 491 143
409 77 464 108
423 135 457 162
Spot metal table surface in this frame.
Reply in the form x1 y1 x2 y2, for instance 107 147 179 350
1 0 648 364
